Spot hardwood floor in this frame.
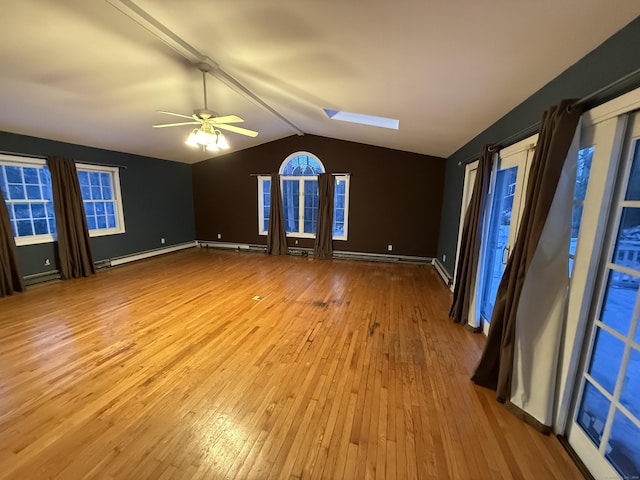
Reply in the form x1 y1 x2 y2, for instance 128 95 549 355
0 248 583 479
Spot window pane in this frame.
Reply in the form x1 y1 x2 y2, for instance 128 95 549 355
33 219 48 235
97 215 107 229
612 208 640 271
16 220 33 236
81 185 91 198
620 348 640 418
5 166 22 183
26 185 42 200
89 172 101 186
575 147 594 201
569 257 575 276
86 216 97 230
107 215 116 228
48 219 56 235
282 180 299 233
625 139 640 201
606 410 640 478
570 204 583 256
14 203 30 219
91 186 102 199
84 202 96 216
102 186 113 200
23 167 39 185
588 327 625 394
100 172 110 187
8 184 25 200
95 202 105 215
105 202 115 215
577 380 610 448
281 154 324 176
262 179 271 232
31 203 45 219
599 269 639 336
78 170 89 186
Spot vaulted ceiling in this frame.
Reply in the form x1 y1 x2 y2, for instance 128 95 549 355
0 1 638 163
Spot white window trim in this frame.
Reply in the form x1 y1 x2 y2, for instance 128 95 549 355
0 154 55 246
257 152 350 241
76 163 126 237
333 174 350 241
257 175 270 236
281 175 319 239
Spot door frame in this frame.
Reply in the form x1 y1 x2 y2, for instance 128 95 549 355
471 137 535 333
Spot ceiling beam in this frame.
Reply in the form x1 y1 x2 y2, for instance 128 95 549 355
104 0 305 136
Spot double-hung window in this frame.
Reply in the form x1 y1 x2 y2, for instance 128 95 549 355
0 155 55 246
0 154 125 245
257 151 350 240
76 163 125 236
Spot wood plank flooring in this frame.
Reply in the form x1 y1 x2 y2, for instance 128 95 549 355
0 248 583 479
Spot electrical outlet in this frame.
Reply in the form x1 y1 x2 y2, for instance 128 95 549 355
443 254 446 262
217 233 222 239
44 258 51 266
161 238 165 244
387 244 393 252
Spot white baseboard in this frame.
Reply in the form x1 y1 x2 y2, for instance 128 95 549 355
110 241 197 266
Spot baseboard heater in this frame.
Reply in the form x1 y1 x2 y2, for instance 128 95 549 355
23 270 61 286
432 258 453 287
22 241 197 286
198 241 267 253
333 250 431 264
198 241 431 265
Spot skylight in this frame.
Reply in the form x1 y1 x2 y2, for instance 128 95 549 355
323 109 399 130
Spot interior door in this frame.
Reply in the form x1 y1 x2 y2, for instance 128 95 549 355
477 142 532 333
567 111 640 479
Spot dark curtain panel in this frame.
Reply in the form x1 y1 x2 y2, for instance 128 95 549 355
47 156 95 279
314 173 334 259
0 187 25 296
449 145 495 324
266 174 288 255
472 100 583 401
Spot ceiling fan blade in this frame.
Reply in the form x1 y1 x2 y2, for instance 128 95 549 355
157 110 195 120
209 115 244 124
213 123 259 137
152 121 201 128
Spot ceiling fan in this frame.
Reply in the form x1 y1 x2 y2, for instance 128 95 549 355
153 63 258 151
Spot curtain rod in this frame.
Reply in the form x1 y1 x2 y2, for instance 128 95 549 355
249 173 351 177
0 150 128 169
457 66 640 167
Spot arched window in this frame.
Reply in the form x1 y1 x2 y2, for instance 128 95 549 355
257 151 349 240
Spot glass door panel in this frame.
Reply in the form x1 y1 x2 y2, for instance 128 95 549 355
480 166 518 321
569 112 640 479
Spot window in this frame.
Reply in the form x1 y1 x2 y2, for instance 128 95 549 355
0 155 55 246
570 147 594 274
257 151 350 240
76 164 125 237
0 154 125 245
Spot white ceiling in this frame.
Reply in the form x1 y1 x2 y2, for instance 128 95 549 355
0 1 638 164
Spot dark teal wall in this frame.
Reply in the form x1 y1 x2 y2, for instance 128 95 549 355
0 131 196 277
437 15 640 275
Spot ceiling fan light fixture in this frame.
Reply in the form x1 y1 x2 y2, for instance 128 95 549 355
185 129 200 147
216 132 230 150
185 126 231 151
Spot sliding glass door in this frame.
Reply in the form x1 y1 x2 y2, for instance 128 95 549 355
567 111 640 478
478 143 532 332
